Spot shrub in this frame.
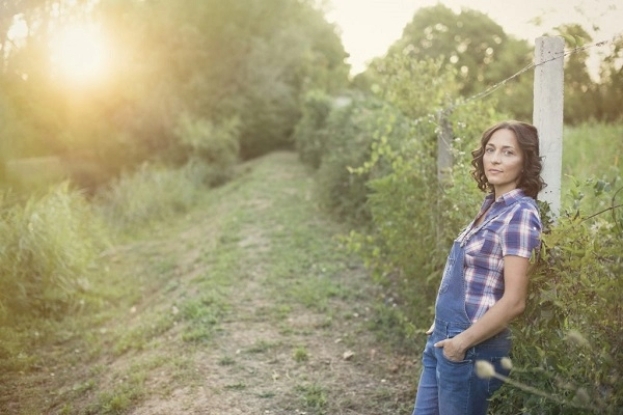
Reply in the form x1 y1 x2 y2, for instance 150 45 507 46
348 105 497 322
343 56 506 324
352 115 623 412
491 176 623 415
316 48 623 411
174 114 240 186
293 89 334 169
0 184 108 318
314 95 399 224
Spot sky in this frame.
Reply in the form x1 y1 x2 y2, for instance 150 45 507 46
325 0 622 75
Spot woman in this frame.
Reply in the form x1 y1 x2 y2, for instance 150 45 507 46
412 120 545 415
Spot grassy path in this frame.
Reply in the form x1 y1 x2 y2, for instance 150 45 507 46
2 152 417 414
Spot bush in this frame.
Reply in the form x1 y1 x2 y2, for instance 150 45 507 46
293 89 334 169
95 162 205 233
349 115 623 412
0 184 108 319
314 95 398 225
314 49 623 411
174 114 240 187
491 176 623 415
340 52 507 323
348 105 498 319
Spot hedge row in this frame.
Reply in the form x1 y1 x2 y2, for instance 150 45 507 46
295 54 623 414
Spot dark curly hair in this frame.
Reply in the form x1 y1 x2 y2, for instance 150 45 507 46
471 120 546 199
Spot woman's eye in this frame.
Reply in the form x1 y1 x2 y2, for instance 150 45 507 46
485 148 494 153
504 150 514 156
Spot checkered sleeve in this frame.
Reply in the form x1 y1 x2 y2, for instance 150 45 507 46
501 202 542 258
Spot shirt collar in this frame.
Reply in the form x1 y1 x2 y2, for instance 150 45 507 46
485 188 527 207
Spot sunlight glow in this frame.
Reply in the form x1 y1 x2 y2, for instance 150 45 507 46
49 23 110 85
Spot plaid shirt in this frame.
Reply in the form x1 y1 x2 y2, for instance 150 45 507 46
456 189 542 323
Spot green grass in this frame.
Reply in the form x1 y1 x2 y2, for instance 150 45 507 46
296 383 328 413
561 122 623 214
224 382 247 390
293 346 309 362
94 162 205 236
218 356 236 366
563 122 623 181
246 339 279 354
0 183 109 320
180 294 228 343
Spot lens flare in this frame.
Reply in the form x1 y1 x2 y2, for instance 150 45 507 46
49 23 110 85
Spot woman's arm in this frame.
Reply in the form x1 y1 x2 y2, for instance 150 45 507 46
433 255 530 361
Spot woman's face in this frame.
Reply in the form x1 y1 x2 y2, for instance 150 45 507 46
483 128 524 197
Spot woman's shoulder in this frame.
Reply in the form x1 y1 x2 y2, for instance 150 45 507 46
517 196 539 211
511 196 542 226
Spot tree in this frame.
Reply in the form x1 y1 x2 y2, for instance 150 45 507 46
360 5 533 121
390 5 526 96
0 0 349 191
554 24 598 124
598 35 623 122
97 0 349 160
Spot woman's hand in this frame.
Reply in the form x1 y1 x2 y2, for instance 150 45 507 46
434 336 467 362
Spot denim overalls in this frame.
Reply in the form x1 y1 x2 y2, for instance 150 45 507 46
412 210 513 415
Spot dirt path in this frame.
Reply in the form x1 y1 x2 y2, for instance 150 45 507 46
129 152 418 414
2 152 419 415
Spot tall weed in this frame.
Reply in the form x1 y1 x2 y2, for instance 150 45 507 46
95 162 204 233
0 184 108 319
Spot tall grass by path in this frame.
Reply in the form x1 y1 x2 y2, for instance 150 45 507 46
0 183 109 320
94 161 208 237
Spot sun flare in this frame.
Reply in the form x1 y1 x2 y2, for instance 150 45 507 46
49 23 110 85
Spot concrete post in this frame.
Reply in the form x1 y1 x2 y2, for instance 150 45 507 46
533 36 565 217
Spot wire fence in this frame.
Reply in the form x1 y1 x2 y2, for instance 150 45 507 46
425 30 623 121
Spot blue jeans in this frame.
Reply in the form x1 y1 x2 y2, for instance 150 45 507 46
412 323 512 415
